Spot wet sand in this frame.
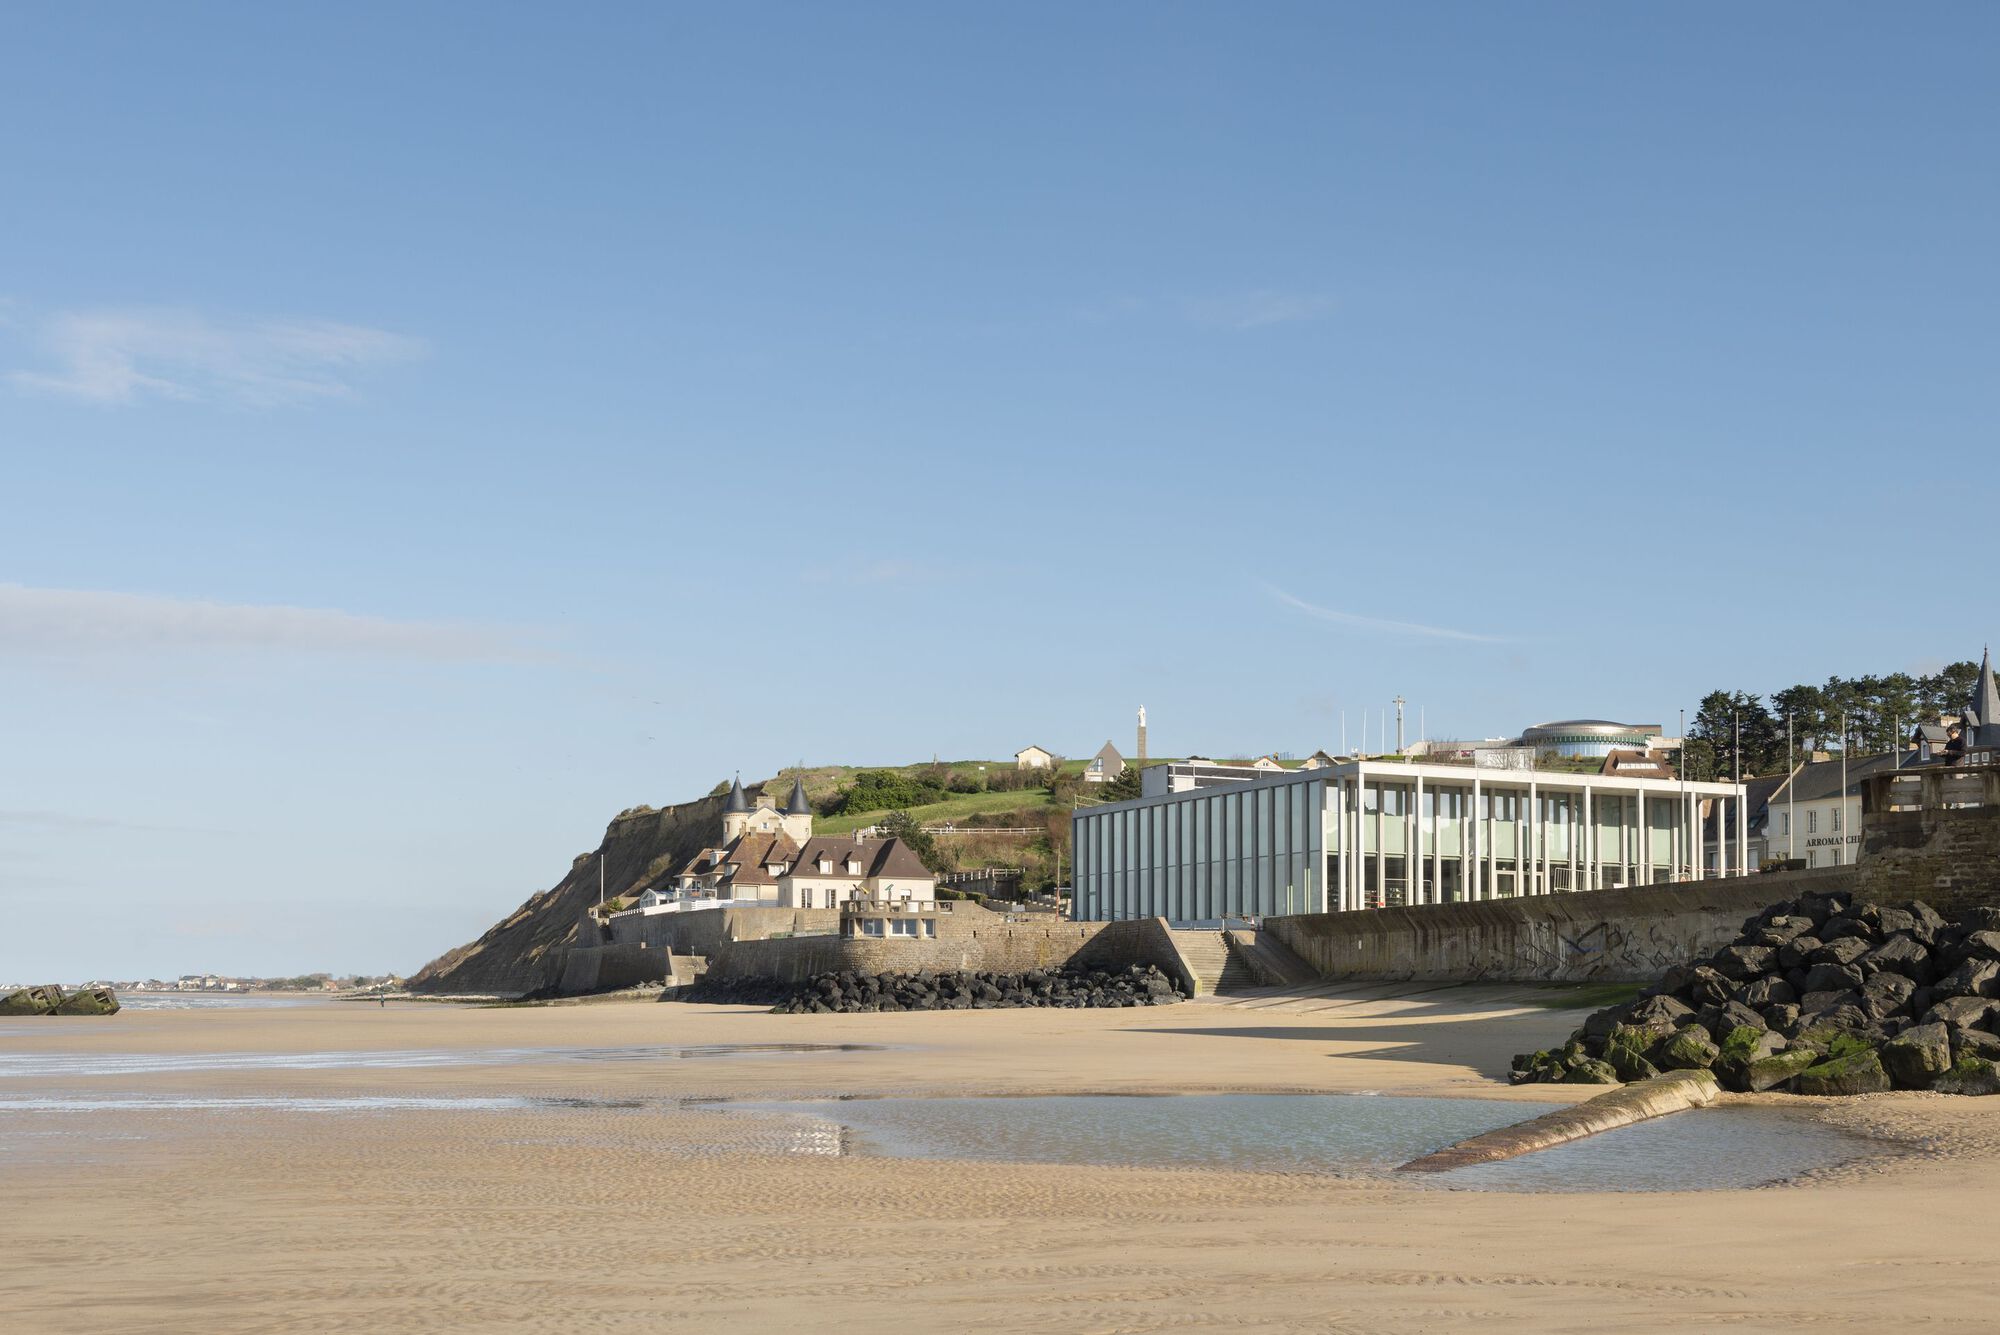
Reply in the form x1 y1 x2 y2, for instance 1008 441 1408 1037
2 986 1993 1333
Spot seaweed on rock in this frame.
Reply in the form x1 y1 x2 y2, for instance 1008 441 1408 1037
1512 890 2000 1096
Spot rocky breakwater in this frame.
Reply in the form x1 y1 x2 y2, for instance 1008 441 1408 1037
1513 890 2000 1096
0 985 120 1016
697 965 1187 1013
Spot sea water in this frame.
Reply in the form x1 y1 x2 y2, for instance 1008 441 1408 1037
733 1093 1879 1191
0 1043 880 1079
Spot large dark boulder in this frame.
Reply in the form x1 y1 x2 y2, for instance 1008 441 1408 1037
1626 994 1694 1031
1860 972 1916 1021
1880 1022 1952 1089
1801 962 1866 995
1778 937 1824 970
1699 1000 1768 1042
1951 1027 2000 1063
1748 916 1815 947
1714 1026 1789 1092
1809 937 1873 969
1562 1058 1621 1085
1656 1027 1720 1071
1712 945 1776 980
1874 907 1919 939
1859 935 1934 983
1820 916 1876 944
1604 1034 1662 1082
1740 977 1797 1009
1798 988 1863 1019
1793 1049 1892 1096
1744 1048 1820 1092
1959 931 2000 964
1908 901 1948 942
1934 1058 2000 1096
1934 959 2000 1000
1684 966 1737 1007
1928 996 2000 1029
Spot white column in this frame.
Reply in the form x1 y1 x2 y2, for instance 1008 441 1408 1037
1526 779 1539 895
1643 792 1656 885
1581 785 1595 891
1469 775 1483 901
1373 778 1387 910
1334 779 1348 912
1689 790 1702 882
1566 789 1577 892
1737 789 1749 879
1433 787 1446 904
1412 774 1425 905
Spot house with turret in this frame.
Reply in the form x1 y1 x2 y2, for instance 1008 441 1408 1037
634 775 936 912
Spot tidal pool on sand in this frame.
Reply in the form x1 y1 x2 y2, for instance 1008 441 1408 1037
736 1094 1879 1191
0 1043 881 1079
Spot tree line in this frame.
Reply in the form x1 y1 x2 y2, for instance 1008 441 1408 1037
1682 661 1980 781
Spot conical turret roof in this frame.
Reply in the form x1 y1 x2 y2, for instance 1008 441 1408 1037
785 776 812 815
1972 647 2000 746
724 775 749 813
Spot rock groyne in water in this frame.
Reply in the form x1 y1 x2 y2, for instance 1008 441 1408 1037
1514 889 2000 1096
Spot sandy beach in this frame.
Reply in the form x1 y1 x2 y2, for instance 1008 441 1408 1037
3 987 1994 1334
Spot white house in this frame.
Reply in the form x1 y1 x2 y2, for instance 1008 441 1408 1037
1014 745 1056 770
1757 753 1902 868
777 836 937 910
621 772 935 916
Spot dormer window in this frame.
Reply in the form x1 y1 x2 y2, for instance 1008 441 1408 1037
845 858 861 875
818 858 832 874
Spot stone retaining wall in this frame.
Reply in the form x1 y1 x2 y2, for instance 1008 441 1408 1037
557 943 673 994
1264 868 1862 985
1859 801 2000 916
700 913 1181 989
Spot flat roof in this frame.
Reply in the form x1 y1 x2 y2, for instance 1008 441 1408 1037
1077 759 1743 819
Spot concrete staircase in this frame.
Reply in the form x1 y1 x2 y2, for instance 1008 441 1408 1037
1164 929 1258 996
1223 929 1320 989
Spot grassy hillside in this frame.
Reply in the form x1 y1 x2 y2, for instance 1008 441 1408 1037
412 756 1203 992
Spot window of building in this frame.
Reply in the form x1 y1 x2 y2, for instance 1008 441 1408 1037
860 918 885 937
1808 811 1818 834
889 918 918 937
1832 807 1842 832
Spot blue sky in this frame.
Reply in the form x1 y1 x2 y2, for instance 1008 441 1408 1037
3 3 1995 981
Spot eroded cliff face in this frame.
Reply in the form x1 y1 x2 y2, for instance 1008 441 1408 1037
408 790 732 996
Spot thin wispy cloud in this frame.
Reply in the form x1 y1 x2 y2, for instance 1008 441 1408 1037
0 809 209 835
1266 586 1502 643
6 307 425 406
0 584 531 661
802 558 928 586
1073 290 1334 331
1183 290 1334 330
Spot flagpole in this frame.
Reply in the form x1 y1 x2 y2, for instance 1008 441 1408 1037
1787 713 1795 863
1840 711 1849 867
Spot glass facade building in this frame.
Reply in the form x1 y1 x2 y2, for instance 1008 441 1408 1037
1071 763 1747 923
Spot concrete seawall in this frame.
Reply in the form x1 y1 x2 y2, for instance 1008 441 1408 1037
1266 867 1860 985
